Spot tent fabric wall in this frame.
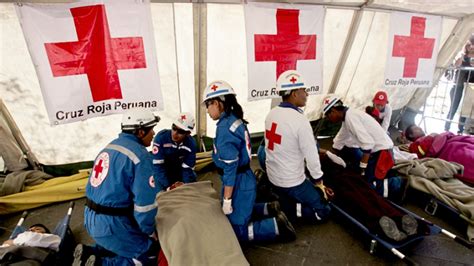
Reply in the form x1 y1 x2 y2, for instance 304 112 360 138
1 1 473 164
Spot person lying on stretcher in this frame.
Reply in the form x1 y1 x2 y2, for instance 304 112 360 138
318 151 429 242
1 224 60 251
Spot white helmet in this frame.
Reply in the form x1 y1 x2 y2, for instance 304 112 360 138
202 80 236 103
121 108 160 131
276 70 306 96
173 112 195 132
322 95 343 115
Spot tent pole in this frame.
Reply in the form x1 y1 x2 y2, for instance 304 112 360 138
193 1 208 151
0 99 41 170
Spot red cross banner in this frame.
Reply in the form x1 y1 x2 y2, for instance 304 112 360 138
384 12 442 89
15 0 163 125
244 3 324 101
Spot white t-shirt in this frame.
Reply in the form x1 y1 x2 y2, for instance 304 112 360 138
265 104 323 188
379 104 392 132
333 108 394 152
12 231 61 251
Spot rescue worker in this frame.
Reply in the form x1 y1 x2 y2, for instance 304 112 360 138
83 108 161 266
372 90 392 132
203 80 296 243
152 112 197 190
264 70 332 223
323 95 401 199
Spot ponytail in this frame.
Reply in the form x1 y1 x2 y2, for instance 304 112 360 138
223 94 248 124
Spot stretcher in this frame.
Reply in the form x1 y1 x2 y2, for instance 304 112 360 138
330 201 472 265
1 202 76 265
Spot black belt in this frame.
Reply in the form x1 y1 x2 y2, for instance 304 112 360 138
86 198 133 217
217 164 251 176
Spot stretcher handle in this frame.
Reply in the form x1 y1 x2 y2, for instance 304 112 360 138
440 229 473 249
402 256 418 266
69 201 75 209
453 235 473 249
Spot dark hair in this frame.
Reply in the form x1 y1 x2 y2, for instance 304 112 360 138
404 124 418 141
29 224 50 234
221 94 248 124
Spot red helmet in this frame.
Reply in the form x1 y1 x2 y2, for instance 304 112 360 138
373 91 388 105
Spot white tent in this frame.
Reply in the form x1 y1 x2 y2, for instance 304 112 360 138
0 0 473 164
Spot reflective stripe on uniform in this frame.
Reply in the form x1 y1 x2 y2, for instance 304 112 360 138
230 119 242 132
315 212 322 221
179 146 192 152
181 163 193 169
296 203 302 217
219 157 239 164
153 159 164 164
248 222 254 241
134 202 157 213
383 179 389 198
106 144 140 164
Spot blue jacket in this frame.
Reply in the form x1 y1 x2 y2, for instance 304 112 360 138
85 133 162 236
213 113 252 187
152 129 197 188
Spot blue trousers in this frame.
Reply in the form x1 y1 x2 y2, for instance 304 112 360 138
366 150 401 199
224 170 277 242
84 208 155 265
273 179 331 223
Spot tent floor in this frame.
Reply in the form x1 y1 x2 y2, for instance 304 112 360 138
1 158 473 265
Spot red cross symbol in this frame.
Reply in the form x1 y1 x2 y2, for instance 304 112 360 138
324 98 330 104
265 122 282 151
290 76 297 83
44 5 147 102
93 159 104 179
210 84 218 91
181 115 186 120
255 9 316 79
392 16 435 78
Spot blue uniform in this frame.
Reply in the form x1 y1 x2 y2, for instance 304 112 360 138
84 133 162 265
213 113 277 242
152 129 197 188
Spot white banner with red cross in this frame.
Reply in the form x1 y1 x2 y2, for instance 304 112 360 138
244 3 325 101
384 12 442 89
15 0 163 125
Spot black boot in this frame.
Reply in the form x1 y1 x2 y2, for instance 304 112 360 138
266 201 281 217
276 211 296 242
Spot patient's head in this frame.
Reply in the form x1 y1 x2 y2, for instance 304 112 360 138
28 224 50 234
404 124 426 142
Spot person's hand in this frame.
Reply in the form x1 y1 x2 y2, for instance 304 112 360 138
2 239 14 246
326 151 346 168
314 181 328 200
324 186 335 201
166 181 184 191
360 162 368 176
222 198 233 215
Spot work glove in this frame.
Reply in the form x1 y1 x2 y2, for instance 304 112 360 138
359 162 368 176
314 182 328 200
326 151 346 168
222 198 233 215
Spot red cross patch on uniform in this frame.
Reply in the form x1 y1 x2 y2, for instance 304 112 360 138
90 152 110 187
152 144 159 154
149 176 156 188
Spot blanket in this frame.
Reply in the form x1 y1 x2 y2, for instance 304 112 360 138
409 132 474 182
394 158 474 242
156 181 248 266
0 170 53 196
